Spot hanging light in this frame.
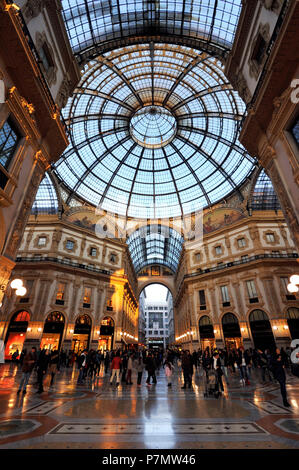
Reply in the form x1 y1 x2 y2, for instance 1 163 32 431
287 283 299 293
290 274 299 285
10 279 23 289
15 286 27 296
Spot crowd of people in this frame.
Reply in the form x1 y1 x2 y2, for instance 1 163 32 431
12 344 297 408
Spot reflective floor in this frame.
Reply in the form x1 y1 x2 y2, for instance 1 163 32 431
0 363 299 449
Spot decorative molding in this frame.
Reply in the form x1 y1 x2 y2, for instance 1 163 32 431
230 69 252 104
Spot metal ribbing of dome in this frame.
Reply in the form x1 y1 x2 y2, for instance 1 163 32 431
54 43 256 218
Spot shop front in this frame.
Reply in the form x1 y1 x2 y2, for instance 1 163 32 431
4 311 30 360
40 311 65 351
222 313 243 351
286 307 299 340
199 315 215 351
98 316 114 352
71 314 92 353
249 309 276 352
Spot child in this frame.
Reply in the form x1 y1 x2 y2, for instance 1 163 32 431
164 360 174 387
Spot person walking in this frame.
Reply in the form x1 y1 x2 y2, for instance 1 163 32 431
181 350 192 389
36 348 50 393
145 353 157 386
110 350 122 386
164 359 174 387
126 353 133 385
272 348 291 407
135 355 144 386
17 347 37 395
77 349 87 385
213 353 224 393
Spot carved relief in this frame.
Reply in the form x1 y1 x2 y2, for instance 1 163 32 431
23 0 44 20
261 0 283 14
230 69 252 104
56 77 72 109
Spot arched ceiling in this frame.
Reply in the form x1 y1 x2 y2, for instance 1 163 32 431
127 224 184 273
54 43 256 218
61 0 243 62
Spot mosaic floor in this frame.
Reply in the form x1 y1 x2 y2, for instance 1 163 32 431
0 363 299 449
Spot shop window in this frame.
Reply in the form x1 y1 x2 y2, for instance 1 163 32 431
55 282 66 305
199 289 206 310
0 117 21 172
246 280 259 303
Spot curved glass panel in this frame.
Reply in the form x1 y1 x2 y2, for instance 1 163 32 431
31 173 58 215
55 43 256 218
127 224 183 273
61 0 242 59
251 169 280 211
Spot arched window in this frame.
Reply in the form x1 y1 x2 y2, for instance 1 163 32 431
101 316 114 327
249 309 269 322
75 314 91 326
199 316 212 326
11 311 30 322
46 312 65 323
222 313 238 324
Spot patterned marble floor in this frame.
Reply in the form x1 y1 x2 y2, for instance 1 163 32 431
0 363 299 449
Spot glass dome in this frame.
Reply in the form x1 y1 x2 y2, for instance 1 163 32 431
54 43 256 218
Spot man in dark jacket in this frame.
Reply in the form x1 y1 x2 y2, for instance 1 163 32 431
17 347 37 394
181 350 193 389
77 349 87 384
37 348 50 393
145 353 157 386
272 348 291 407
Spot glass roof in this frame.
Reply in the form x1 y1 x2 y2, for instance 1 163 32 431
54 43 256 218
61 0 242 62
251 169 280 212
127 224 183 273
31 173 58 215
